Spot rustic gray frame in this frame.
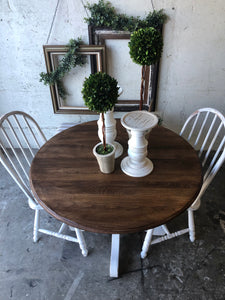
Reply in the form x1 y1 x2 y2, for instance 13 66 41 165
88 25 159 111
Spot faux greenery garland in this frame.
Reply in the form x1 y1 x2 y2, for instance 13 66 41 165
40 38 86 99
40 1 167 101
84 0 167 31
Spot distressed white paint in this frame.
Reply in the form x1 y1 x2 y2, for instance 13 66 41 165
141 108 225 259
121 111 158 177
110 234 120 277
0 0 225 139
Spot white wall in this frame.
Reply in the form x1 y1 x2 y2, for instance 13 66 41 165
0 0 225 139
156 0 225 132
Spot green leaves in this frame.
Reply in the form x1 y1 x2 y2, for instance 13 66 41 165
39 38 86 99
84 1 167 32
84 0 116 28
82 72 119 113
128 27 163 66
138 9 167 30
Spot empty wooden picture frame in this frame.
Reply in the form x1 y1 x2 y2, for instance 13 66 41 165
88 26 159 111
43 44 106 114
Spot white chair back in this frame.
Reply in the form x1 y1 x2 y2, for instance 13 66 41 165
0 111 88 255
180 108 225 199
141 108 225 258
0 111 47 204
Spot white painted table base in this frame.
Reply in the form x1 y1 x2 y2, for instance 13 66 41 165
110 234 120 277
109 226 168 277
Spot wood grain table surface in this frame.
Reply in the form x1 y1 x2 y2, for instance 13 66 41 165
30 120 203 234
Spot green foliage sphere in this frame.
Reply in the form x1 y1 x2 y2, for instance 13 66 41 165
82 72 119 113
128 27 163 66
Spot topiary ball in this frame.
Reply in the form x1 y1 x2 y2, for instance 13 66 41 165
128 27 163 66
82 72 119 113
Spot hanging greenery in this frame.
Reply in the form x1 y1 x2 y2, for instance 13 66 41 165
84 0 167 31
40 1 167 101
40 38 86 99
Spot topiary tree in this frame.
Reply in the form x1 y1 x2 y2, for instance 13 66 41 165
128 27 163 110
82 72 119 152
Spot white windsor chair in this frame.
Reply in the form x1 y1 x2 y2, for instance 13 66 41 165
141 107 225 259
0 111 88 257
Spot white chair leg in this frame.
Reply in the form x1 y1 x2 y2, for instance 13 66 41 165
141 229 154 259
188 209 195 242
58 223 67 234
162 224 170 234
33 209 40 243
74 228 88 257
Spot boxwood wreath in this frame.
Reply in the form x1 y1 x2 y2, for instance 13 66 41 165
40 0 167 104
40 38 86 99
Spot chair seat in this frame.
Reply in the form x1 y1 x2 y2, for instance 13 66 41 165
28 198 43 210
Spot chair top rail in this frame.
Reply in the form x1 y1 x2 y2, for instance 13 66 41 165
0 111 47 146
180 108 225 137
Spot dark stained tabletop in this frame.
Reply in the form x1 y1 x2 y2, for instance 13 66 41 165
30 121 203 234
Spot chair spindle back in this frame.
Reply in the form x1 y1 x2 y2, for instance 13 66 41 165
180 108 225 196
0 111 47 201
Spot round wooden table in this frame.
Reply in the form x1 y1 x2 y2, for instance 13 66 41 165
30 120 202 277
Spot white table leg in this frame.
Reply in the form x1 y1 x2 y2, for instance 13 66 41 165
110 234 120 277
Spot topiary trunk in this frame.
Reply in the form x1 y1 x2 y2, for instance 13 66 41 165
101 112 106 150
139 65 146 110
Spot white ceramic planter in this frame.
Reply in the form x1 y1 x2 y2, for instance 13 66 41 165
97 109 123 158
93 142 116 174
120 110 158 177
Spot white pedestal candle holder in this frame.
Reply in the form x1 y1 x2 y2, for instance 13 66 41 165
121 111 158 177
98 109 123 159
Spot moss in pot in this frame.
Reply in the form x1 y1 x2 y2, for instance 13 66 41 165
82 72 119 173
96 143 114 155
